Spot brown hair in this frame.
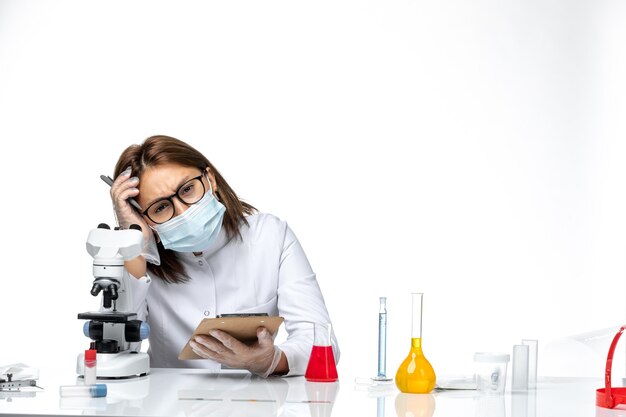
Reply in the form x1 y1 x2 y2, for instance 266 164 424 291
113 135 257 283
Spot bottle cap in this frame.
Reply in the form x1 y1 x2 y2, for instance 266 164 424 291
90 384 107 397
85 349 97 361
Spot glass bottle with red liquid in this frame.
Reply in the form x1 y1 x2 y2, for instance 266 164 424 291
305 322 338 382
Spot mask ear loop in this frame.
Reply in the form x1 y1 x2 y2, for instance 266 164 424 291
203 168 220 202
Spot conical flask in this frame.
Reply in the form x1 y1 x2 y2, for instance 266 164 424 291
395 292 436 393
305 322 338 382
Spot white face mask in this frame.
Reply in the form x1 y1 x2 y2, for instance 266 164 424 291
152 182 226 252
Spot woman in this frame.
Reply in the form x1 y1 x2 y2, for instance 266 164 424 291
109 135 339 377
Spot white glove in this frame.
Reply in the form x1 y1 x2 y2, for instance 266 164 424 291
110 166 160 265
190 327 283 378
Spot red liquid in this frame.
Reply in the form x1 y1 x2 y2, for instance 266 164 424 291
305 346 338 382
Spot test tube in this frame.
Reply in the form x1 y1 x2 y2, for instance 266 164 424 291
522 339 538 389
377 297 387 379
59 384 107 398
511 345 529 391
84 348 97 385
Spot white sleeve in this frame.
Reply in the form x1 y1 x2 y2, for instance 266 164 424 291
276 224 340 376
126 271 151 322
142 232 161 266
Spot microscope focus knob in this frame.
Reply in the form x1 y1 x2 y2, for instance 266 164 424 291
83 321 103 340
125 320 151 342
96 339 119 354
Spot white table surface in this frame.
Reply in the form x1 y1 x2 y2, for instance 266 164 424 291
0 367 622 416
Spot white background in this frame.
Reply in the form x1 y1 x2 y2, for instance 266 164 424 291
1 0 626 380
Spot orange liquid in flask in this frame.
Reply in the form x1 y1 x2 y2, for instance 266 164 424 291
395 293 436 394
395 337 436 393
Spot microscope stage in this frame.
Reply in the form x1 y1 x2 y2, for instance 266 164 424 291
78 311 138 323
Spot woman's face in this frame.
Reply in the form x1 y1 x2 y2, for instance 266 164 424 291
137 163 217 226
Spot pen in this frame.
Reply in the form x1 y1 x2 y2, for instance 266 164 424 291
286 400 332 404
232 399 276 403
179 398 223 401
100 175 143 211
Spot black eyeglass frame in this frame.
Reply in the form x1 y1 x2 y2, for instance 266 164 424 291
141 172 208 224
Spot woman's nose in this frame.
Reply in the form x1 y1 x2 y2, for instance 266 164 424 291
172 196 190 217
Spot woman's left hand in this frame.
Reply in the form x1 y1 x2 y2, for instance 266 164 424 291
190 327 282 377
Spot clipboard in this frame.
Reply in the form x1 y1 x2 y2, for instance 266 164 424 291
178 316 284 360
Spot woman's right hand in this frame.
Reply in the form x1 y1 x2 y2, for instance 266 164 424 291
111 167 153 277
111 167 161 271
110 167 148 231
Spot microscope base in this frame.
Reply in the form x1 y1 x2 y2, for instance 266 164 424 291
77 351 150 379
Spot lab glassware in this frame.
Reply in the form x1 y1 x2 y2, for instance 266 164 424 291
522 339 538 389
512 344 529 391
59 384 107 398
305 322 338 382
395 292 436 393
84 348 97 385
375 296 390 381
473 352 510 394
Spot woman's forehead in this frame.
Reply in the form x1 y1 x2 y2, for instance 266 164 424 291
139 164 200 198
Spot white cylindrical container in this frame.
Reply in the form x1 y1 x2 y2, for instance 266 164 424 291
512 344 530 391
522 339 538 389
59 384 107 398
473 352 510 394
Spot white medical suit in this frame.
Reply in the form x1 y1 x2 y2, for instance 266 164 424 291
128 213 339 376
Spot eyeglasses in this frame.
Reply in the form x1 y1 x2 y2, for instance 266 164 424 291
142 173 207 224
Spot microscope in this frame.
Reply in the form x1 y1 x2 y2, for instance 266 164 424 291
76 223 150 379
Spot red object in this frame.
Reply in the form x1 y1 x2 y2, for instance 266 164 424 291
305 346 338 382
597 325 626 408
85 349 97 363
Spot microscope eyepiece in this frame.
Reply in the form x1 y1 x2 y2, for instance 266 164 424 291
97 223 110 229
